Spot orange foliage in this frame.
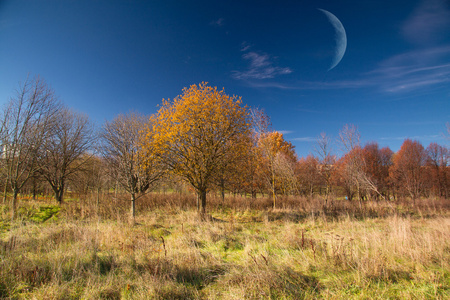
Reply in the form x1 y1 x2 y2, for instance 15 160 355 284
258 131 297 164
141 82 250 213
390 139 427 200
296 155 321 197
426 142 449 198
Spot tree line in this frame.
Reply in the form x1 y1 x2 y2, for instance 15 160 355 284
1 76 449 221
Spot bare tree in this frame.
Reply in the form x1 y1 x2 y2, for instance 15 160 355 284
337 124 384 202
0 75 60 218
338 124 361 153
99 112 163 223
314 132 335 197
38 108 94 204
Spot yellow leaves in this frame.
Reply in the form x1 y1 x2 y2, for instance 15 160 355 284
140 82 251 192
259 131 297 163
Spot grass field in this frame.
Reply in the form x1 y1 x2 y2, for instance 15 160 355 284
1 194 449 299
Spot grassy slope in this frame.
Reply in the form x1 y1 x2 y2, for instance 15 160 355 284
0 199 449 299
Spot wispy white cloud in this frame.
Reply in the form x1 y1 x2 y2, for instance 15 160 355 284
401 0 450 46
277 130 294 135
370 46 450 93
243 80 300 89
240 41 251 52
232 51 292 80
210 18 224 27
370 0 450 92
244 44 450 93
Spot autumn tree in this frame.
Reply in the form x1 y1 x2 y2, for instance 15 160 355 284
361 142 393 200
274 151 299 195
211 130 253 200
390 139 427 202
337 124 385 202
426 142 449 198
297 155 321 197
258 131 298 204
335 125 364 201
143 83 250 215
237 137 265 198
246 108 271 199
0 75 60 218
100 112 163 222
378 146 394 198
334 154 357 201
251 107 300 205
38 108 94 204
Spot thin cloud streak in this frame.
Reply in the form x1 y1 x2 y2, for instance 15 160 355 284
232 51 292 80
372 46 450 93
240 41 251 52
278 130 294 135
243 77 377 90
292 137 317 142
210 18 225 27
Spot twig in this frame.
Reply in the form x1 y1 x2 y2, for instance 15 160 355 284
260 254 268 265
310 240 316 260
301 230 305 249
249 254 259 266
160 236 167 257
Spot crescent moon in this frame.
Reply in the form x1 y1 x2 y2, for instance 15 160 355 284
318 8 347 71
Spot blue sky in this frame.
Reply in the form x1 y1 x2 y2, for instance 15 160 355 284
0 0 449 157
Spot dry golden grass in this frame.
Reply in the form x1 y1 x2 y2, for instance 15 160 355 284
0 193 449 299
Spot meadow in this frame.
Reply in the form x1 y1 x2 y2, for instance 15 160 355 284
1 193 449 299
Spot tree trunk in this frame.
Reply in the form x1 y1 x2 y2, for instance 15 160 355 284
12 188 19 220
97 187 101 214
220 176 225 202
3 178 7 204
55 190 62 204
198 189 207 216
130 193 136 224
201 191 207 215
53 182 65 205
32 177 37 200
58 189 64 204
272 170 276 209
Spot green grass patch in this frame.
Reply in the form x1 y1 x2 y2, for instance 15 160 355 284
29 205 61 223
